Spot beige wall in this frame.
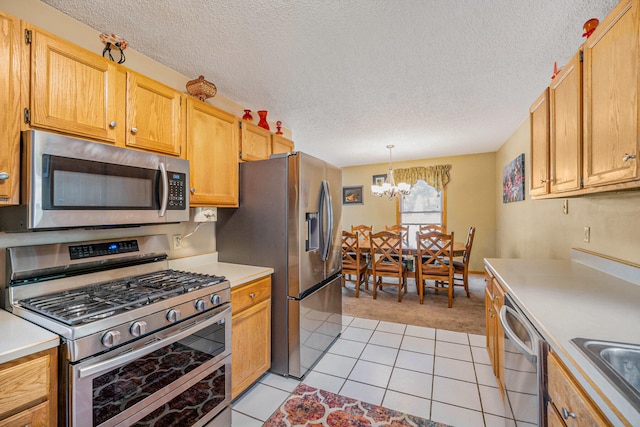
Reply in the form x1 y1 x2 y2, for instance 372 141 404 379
342 152 497 272
495 117 640 265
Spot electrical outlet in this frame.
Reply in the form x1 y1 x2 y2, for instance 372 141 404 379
173 234 182 249
583 226 590 243
563 199 569 215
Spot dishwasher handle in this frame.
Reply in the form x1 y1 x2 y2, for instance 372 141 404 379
499 304 538 364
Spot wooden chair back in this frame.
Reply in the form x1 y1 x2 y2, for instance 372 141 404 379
419 224 446 234
462 226 476 266
341 230 361 265
351 224 373 235
369 231 403 266
384 225 409 246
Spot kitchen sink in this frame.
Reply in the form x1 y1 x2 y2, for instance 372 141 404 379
572 338 640 412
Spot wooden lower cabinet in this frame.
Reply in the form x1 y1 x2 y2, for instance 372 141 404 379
546 350 611 426
231 276 271 399
485 267 505 394
0 347 57 427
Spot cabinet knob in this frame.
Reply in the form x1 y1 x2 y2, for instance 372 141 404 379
561 407 577 420
190 187 196 194
249 292 255 299
131 127 138 134
109 121 117 128
623 153 636 162
540 179 549 184
0 172 9 180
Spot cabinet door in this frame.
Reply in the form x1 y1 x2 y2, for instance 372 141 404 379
186 99 238 206
485 285 496 372
0 401 49 427
30 28 119 142
493 278 505 393
271 134 294 155
530 89 550 196
583 0 639 187
547 351 610 426
240 122 271 161
126 72 184 157
550 51 582 193
231 298 271 399
0 12 21 205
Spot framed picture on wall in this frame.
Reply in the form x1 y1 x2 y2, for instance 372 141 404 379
342 186 363 204
372 174 387 186
503 153 525 203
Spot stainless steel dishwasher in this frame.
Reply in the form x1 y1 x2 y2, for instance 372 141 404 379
500 293 548 426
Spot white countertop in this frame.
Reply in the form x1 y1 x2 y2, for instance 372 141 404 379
0 309 59 365
485 254 640 426
168 253 274 288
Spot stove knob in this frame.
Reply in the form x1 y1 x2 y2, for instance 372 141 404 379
210 294 221 305
166 309 181 323
194 299 207 312
130 321 147 337
101 330 121 348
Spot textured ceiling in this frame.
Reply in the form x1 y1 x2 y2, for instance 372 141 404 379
42 0 618 167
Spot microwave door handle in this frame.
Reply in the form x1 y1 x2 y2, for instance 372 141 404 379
158 162 168 217
499 305 537 364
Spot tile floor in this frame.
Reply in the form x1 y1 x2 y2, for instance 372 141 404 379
231 315 518 427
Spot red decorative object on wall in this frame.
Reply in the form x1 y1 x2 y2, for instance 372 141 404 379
257 110 270 130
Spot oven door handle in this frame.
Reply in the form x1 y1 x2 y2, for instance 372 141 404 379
78 305 230 379
499 304 538 364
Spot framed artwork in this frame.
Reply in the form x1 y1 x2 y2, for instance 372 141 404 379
342 186 363 204
503 153 525 203
372 174 387 186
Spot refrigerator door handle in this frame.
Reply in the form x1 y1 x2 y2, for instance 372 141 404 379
320 180 332 261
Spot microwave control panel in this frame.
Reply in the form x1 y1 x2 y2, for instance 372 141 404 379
168 172 186 209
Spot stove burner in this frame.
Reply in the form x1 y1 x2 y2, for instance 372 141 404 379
18 270 225 325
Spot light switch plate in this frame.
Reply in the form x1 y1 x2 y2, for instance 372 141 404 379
584 226 590 243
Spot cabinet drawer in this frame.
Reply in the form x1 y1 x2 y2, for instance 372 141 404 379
231 277 271 314
0 354 50 417
547 351 610 426
0 401 49 427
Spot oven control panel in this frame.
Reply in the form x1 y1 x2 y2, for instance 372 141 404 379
69 240 140 260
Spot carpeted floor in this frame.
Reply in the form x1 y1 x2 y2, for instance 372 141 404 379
263 383 450 427
342 273 486 336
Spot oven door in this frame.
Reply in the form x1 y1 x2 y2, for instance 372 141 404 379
68 304 231 427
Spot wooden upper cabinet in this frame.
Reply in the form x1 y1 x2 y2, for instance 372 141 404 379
530 89 550 196
29 27 120 143
550 50 582 193
271 134 294 155
0 11 21 205
239 121 271 161
583 0 639 187
186 99 239 207
126 71 185 157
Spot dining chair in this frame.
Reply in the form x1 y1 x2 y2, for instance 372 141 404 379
419 224 447 234
351 224 373 235
341 230 368 297
450 226 476 298
369 230 408 302
415 231 455 307
384 225 409 246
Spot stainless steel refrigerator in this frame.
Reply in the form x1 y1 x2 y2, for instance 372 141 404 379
217 152 342 378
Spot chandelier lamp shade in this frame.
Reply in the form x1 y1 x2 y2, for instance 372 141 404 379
371 145 411 199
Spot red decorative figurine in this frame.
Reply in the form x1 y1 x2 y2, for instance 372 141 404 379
242 109 253 121
582 18 599 38
275 121 283 135
257 110 270 130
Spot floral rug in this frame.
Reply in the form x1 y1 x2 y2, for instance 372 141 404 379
263 384 450 427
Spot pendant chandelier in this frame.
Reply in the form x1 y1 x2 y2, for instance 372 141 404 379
371 145 411 199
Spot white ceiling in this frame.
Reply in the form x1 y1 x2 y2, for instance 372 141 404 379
42 0 618 167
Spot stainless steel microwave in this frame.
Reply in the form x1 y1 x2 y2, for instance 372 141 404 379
0 130 190 231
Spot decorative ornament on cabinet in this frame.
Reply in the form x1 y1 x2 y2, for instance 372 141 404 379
186 75 217 101
275 121 283 135
551 61 560 80
257 110 270 130
99 33 127 64
242 109 253 121
582 18 599 38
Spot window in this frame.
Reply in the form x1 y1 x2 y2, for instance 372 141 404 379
398 180 446 246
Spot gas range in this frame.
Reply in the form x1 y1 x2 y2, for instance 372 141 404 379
3 235 233 427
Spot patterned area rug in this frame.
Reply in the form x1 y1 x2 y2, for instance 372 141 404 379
263 384 450 427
